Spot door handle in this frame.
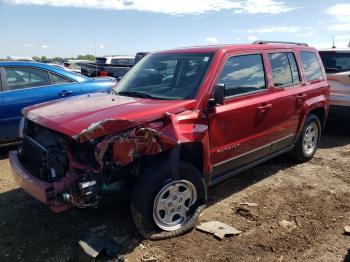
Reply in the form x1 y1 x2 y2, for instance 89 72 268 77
296 93 307 103
257 104 272 112
58 90 73 97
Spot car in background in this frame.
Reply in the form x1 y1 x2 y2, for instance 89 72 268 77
133 52 149 65
80 55 134 78
318 49 350 110
64 59 93 74
80 53 148 78
0 61 117 145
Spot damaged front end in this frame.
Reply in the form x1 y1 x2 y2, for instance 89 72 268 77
12 110 209 213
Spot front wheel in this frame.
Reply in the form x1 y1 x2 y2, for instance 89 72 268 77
131 160 207 240
291 114 321 162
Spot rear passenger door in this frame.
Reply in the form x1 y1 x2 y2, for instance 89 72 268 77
266 51 305 153
208 52 279 178
299 51 328 105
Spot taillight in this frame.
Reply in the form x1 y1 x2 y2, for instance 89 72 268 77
99 70 108 77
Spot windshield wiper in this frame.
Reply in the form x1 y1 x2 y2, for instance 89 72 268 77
118 91 159 99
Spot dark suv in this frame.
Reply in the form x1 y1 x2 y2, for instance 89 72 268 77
10 41 329 239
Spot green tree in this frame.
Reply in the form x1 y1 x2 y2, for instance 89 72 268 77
32 56 41 62
76 54 95 61
41 56 48 62
52 57 63 63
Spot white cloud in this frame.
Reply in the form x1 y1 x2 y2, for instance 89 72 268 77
335 35 350 41
312 41 349 49
40 44 50 49
234 0 296 14
247 26 300 34
3 0 296 15
328 24 350 32
326 4 350 22
205 37 219 44
99 44 105 49
247 35 258 41
326 4 350 32
296 30 316 37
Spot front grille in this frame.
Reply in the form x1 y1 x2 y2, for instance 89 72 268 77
20 121 69 182
20 137 49 181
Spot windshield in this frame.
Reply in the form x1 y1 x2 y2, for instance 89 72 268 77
116 53 214 100
319 51 350 73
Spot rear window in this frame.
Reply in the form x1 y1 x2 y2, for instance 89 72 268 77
300 52 323 82
49 72 72 85
319 51 350 73
111 58 134 66
95 57 107 64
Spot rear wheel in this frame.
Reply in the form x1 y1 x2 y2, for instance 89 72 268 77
131 160 206 240
291 114 321 162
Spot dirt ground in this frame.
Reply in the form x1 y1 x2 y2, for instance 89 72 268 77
1 115 350 262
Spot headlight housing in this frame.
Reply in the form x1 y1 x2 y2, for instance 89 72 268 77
18 117 27 138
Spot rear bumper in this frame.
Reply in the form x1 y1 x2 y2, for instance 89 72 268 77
9 150 72 212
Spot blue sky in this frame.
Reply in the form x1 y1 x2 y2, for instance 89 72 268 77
0 0 350 58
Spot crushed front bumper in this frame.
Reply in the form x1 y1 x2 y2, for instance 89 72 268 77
9 150 73 212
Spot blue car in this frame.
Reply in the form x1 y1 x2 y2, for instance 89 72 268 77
0 61 116 145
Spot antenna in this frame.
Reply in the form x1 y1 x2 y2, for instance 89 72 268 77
332 36 336 49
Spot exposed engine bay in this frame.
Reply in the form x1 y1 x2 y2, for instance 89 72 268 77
20 120 104 209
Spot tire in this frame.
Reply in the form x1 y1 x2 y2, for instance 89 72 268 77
131 160 207 240
290 114 321 162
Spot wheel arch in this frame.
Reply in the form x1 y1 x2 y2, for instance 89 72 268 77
179 142 204 174
309 107 326 127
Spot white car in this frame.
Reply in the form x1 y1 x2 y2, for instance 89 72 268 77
319 49 350 107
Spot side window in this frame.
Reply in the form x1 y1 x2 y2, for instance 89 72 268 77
49 72 72 85
218 54 266 97
4 67 50 91
269 53 293 86
300 52 323 81
287 53 300 83
268 52 301 87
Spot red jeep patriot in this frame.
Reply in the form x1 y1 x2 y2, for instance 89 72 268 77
10 41 329 239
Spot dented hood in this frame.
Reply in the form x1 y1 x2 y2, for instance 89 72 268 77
24 93 196 140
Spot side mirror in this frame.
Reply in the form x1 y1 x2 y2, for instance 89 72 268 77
208 83 225 107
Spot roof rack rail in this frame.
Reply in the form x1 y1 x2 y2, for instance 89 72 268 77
253 40 308 46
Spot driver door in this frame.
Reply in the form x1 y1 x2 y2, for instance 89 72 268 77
208 51 278 180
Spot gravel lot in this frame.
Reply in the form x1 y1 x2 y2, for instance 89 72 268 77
0 116 350 262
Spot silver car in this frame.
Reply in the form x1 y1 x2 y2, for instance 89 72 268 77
319 49 350 107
